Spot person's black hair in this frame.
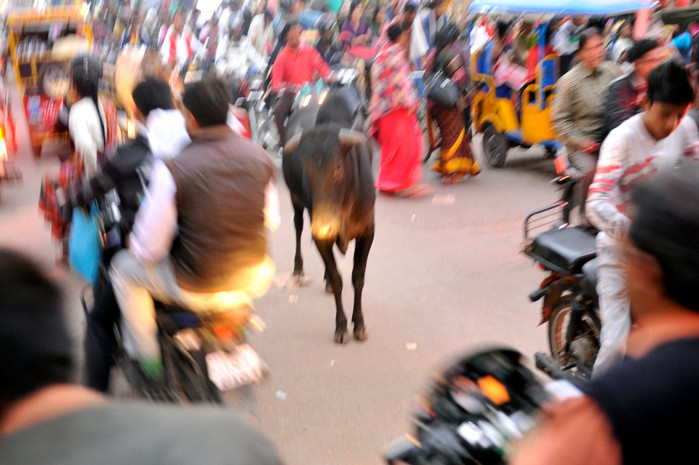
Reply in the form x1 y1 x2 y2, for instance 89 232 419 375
586 16 606 31
387 23 405 42
496 20 509 40
544 19 556 44
182 78 231 127
349 0 362 18
132 78 173 118
629 164 699 311
626 38 660 63
403 2 417 14
0 249 74 413
577 27 603 52
70 55 106 147
372 6 383 23
283 19 300 42
434 23 458 55
646 60 694 105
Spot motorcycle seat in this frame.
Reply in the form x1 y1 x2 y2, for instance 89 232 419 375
528 226 597 275
154 302 202 335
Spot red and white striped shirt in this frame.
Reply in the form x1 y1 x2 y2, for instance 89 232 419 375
587 113 698 239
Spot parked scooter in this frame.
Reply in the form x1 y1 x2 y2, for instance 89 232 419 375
522 173 600 379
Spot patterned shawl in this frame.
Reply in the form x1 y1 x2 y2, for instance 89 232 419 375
368 42 418 137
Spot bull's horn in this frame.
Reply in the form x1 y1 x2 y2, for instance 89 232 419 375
338 129 367 147
284 133 303 154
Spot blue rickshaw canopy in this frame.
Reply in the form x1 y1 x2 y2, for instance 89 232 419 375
468 0 658 16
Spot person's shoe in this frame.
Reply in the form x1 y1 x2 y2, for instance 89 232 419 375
126 359 166 396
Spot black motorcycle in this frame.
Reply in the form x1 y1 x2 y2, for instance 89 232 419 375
382 347 582 465
113 302 265 406
82 193 266 406
522 175 600 379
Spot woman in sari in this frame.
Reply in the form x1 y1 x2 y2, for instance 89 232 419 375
341 1 371 51
426 25 480 184
369 23 433 198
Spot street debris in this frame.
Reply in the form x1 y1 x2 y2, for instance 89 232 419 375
431 194 455 206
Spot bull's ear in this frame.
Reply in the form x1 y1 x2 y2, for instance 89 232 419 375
338 129 367 148
284 133 302 154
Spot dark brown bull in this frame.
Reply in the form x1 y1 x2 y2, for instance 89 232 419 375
283 122 376 343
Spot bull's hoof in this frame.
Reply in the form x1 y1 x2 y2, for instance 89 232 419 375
324 280 333 294
353 327 368 341
334 330 350 344
292 274 310 287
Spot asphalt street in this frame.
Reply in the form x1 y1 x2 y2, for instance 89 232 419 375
0 85 559 464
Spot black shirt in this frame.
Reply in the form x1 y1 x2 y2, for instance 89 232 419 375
582 338 699 464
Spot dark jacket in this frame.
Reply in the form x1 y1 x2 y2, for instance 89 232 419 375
602 72 643 141
69 134 152 232
166 126 274 292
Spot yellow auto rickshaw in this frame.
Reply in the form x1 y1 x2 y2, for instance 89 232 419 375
5 5 92 158
467 0 655 168
470 23 561 168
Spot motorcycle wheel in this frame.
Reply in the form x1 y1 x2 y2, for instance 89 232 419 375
162 337 223 404
547 295 599 376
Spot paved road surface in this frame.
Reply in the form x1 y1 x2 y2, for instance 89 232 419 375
0 83 559 464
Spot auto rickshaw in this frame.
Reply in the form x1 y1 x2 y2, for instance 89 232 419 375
470 25 561 168
5 5 92 158
467 0 657 168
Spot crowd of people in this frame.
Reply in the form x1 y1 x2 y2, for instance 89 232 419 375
5 0 699 464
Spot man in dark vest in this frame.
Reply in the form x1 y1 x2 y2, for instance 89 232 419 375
109 78 279 380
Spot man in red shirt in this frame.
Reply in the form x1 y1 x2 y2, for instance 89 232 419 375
271 21 331 143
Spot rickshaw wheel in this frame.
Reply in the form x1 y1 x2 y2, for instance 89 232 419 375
482 124 508 168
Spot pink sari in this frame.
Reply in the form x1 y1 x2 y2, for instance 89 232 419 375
369 43 423 192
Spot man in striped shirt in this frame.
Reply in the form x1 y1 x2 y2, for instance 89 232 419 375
586 61 698 375
552 28 621 221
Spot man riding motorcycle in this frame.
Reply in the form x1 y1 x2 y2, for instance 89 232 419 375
109 78 280 382
70 78 190 392
271 20 331 143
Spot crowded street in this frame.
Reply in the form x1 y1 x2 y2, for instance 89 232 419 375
1 77 551 463
2 0 699 464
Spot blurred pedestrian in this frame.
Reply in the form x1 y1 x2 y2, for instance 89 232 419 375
0 248 286 465
426 24 479 184
552 28 621 221
369 23 433 198
602 38 664 139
